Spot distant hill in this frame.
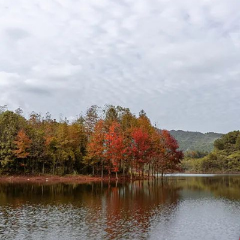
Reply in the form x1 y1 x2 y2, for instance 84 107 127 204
169 130 223 153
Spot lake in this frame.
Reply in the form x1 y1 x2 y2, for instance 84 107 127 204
0 174 240 240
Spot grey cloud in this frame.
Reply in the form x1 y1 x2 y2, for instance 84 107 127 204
0 0 240 132
21 86 52 96
5 28 30 40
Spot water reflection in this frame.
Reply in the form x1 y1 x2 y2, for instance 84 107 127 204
0 175 240 240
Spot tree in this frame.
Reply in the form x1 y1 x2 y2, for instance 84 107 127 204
156 130 183 177
104 105 119 127
0 111 27 171
104 122 124 179
14 129 32 159
54 121 76 175
85 120 105 177
84 105 99 137
129 127 151 178
14 129 32 172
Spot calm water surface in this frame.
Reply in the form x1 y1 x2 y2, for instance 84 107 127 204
0 175 240 240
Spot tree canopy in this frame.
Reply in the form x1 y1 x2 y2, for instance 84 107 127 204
0 105 183 178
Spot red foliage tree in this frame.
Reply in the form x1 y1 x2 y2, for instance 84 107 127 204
155 130 183 176
129 127 151 177
104 122 124 179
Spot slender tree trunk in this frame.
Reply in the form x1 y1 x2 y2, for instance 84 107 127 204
52 163 55 175
148 163 150 179
101 159 103 179
108 161 111 180
130 159 133 180
23 159 26 174
97 162 99 175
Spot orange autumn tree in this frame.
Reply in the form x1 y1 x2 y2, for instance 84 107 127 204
14 129 32 171
85 119 105 177
104 121 124 179
14 129 32 158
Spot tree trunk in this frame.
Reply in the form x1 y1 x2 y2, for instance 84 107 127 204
108 161 111 180
130 159 133 180
148 163 150 179
161 169 164 179
101 159 103 179
52 163 55 175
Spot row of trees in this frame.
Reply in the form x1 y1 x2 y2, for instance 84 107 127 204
0 105 183 178
181 131 240 173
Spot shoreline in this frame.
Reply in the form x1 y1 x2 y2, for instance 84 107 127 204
0 174 152 184
1 172 239 184
0 175 105 184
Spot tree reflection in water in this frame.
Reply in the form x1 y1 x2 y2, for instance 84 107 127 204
0 175 240 240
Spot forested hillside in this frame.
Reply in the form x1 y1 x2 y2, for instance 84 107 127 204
170 130 223 152
181 131 240 173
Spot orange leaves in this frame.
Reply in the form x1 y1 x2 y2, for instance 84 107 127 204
86 121 124 173
104 122 124 172
85 116 183 176
87 120 105 160
84 107 183 176
14 129 32 159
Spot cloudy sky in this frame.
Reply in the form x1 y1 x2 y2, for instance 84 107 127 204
1 0 240 133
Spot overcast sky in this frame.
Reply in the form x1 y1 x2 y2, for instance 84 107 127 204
1 0 240 133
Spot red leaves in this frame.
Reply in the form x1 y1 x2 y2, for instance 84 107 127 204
161 130 179 152
155 130 183 173
130 128 151 164
86 119 183 176
104 122 124 173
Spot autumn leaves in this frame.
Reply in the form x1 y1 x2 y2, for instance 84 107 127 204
85 109 183 179
0 106 183 177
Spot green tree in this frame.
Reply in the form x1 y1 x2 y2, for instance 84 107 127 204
0 111 27 171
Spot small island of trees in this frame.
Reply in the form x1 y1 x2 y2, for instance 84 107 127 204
0 105 183 179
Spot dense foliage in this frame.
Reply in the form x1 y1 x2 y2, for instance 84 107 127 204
181 131 240 173
170 130 222 152
0 105 183 178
